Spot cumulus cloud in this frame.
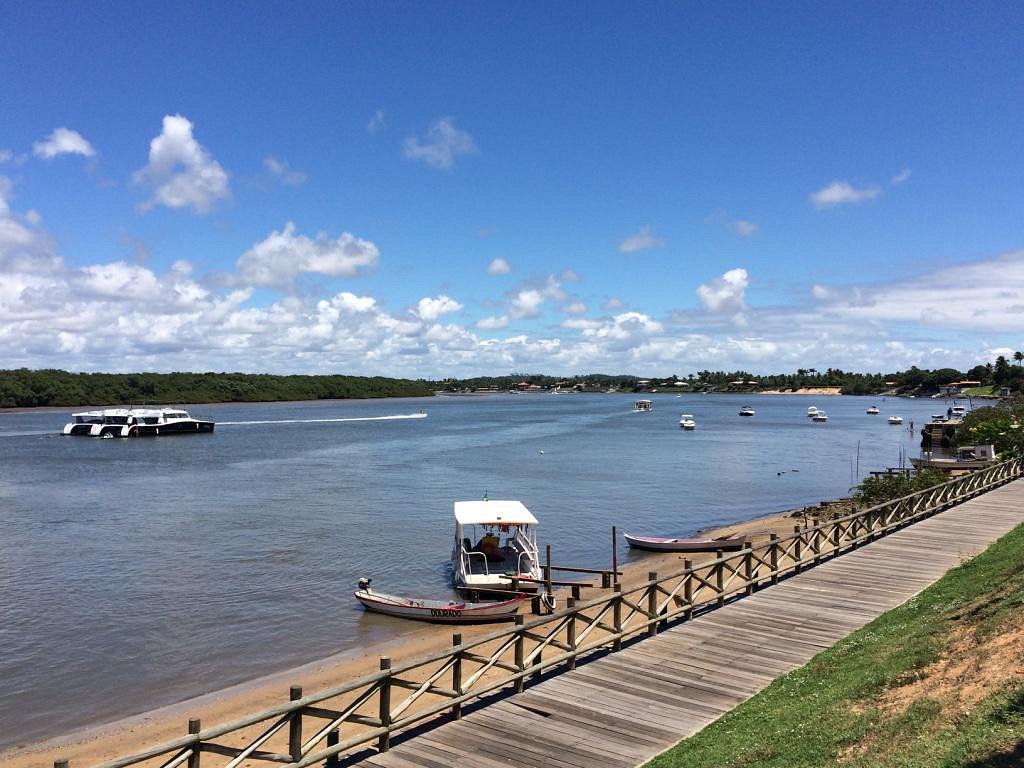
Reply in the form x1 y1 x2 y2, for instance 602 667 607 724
33 127 96 159
810 180 881 209
509 275 566 319
564 302 587 314
263 156 308 187
487 257 512 275
403 117 478 170
236 222 379 287
133 115 230 214
891 168 912 185
414 294 463 322
476 315 509 330
602 297 625 311
618 226 665 253
697 268 749 313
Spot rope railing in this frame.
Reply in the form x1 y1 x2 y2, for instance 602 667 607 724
56 456 1023 768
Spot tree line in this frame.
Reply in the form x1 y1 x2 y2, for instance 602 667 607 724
0 369 435 408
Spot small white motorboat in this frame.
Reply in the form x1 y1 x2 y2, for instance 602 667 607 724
679 414 696 430
451 499 541 594
811 411 828 422
866 406 880 414
888 415 904 425
739 406 755 416
354 579 528 623
634 399 653 412
624 533 748 552
807 406 818 418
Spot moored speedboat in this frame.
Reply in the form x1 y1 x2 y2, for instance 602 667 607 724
811 411 828 422
807 406 818 418
866 406 880 414
888 415 903 425
63 407 215 437
738 406 755 416
451 499 541 595
354 578 527 623
679 414 696 430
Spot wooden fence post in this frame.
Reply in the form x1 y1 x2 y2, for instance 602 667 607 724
567 597 577 669
452 633 463 720
811 518 821 564
325 729 340 768
743 542 754 595
514 615 525 693
715 549 725 606
793 524 803 573
288 685 303 762
378 658 391 753
612 584 623 651
683 559 693 620
769 533 779 584
647 572 658 637
832 521 841 555
611 526 618 587
187 718 201 768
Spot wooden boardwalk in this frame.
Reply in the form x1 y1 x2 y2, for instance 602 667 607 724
357 479 1024 768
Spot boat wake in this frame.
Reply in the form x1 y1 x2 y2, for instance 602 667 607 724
218 413 428 426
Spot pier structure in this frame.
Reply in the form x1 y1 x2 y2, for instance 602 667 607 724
49 459 1024 768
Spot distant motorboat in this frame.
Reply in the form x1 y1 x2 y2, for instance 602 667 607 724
63 407 214 438
807 406 818 418
354 579 527 623
866 406 880 414
888 415 904 425
679 414 696 430
811 411 829 422
634 399 653 412
739 406 755 416
623 532 748 552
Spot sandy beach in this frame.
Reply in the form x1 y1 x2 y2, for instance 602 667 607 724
1 502 826 768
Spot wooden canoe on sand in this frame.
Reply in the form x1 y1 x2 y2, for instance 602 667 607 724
623 532 748 552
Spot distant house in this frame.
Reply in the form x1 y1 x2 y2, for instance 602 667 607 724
939 380 982 396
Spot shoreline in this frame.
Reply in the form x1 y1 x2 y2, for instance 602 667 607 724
1 499 840 767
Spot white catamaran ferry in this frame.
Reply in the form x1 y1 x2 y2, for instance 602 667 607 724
451 499 541 595
63 407 215 438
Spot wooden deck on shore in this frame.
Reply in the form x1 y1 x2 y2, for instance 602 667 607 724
358 479 1024 768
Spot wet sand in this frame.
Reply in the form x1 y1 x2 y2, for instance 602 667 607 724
2 505 816 768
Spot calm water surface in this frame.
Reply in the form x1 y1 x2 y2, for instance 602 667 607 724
0 393 948 746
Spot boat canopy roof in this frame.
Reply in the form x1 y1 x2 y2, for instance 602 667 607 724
454 500 537 526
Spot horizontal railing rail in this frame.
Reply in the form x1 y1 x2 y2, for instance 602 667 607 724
55 457 1023 768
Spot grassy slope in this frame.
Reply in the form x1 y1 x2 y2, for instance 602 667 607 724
645 524 1024 768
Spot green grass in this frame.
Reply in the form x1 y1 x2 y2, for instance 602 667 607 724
961 386 999 397
644 524 1024 768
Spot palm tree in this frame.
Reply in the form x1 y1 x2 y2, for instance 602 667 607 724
1014 351 1023 367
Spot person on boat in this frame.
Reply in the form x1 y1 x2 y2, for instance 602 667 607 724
480 532 500 558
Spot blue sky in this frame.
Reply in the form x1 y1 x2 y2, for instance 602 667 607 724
1 1 1022 376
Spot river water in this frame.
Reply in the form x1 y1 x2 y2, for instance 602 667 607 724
0 393 949 746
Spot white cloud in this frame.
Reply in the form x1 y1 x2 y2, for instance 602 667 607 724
618 226 665 253
33 127 96 159
403 117 478 170
733 219 758 237
810 180 881 209
697 268 749 313
509 276 565 319
602 297 625 311
891 168 912 185
367 109 386 134
476 315 509 330
133 115 230 214
564 302 587 314
486 257 512 275
236 222 379 287
263 156 308 187
0 149 12 163
414 294 463 322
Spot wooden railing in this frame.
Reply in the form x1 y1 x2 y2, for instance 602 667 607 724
56 457 1024 768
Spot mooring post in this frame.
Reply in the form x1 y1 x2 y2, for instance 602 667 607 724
325 729 340 768
187 718 201 768
566 597 577 669
377 657 391 753
452 633 463 720
612 583 623 651
770 533 779 584
683 559 693 620
545 543 553 611
288 685 303 761
571 583 581 600
647 572 658 637
514 615 526 693
611 525 618 587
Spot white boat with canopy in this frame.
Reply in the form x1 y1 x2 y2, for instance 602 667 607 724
62 407 214 437
451 499 541 595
